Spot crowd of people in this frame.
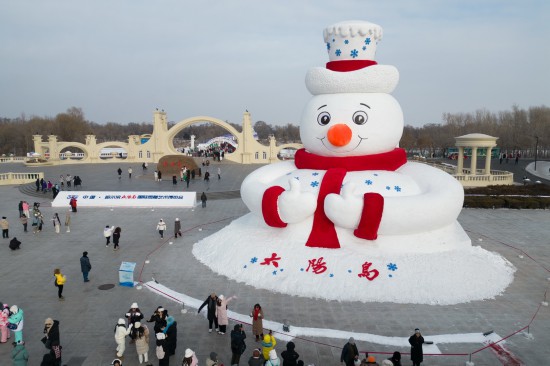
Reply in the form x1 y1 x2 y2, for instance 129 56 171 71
34 174 83 199
1 162 426 366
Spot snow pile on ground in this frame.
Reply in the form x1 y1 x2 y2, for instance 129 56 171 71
192 214 515 305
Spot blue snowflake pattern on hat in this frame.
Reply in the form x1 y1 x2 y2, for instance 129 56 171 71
335 49 341 57
350 49 359 58
344 40 349 44
365 37 371 45
326 42 330 50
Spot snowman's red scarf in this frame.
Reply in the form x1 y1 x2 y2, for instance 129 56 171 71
262 148 407 248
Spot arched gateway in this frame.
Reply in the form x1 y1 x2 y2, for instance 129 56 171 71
31 110 302 165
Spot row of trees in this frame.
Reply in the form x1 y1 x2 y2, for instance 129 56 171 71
0 105 548 158
400 105 549 158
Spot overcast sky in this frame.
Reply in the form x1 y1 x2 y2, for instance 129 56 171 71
1 0 548 128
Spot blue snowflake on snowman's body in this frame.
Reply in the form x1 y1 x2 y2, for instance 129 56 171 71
344 40 349 44
365 37 371 45
335 49 342 57
310 181 319 188
350 49 359 58
387 263 398 271
394 186 402 192
374 173 379 176
362 46 367 51
312 172 319 176
386 186 391 190
365 180 373 185
250 257 258 264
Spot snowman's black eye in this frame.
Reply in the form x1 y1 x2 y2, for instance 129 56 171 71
317 112 331 126
352 111 368 125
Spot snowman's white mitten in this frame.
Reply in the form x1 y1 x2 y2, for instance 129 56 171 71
278 178 317 223
324 182 363 228
262 179 316 226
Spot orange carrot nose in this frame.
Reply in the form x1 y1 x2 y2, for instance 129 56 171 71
327 124 352 147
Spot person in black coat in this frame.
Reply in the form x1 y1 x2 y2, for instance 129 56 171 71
201 192 207 208
230 324 247 365
340 337 359 366
197 293 218 332
147 306 168 333
125 303 144 327
388 351 402 366
43 318 62 366
408 328 424 366
281 341 300 366
164 316 177 356
9 237 21 250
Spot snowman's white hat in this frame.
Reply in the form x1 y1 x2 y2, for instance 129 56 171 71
305 20 399 95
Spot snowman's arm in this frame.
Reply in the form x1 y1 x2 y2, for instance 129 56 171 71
379 162 464 234
240 161 297 215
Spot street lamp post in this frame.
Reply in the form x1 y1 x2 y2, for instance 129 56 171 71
534 136 539 171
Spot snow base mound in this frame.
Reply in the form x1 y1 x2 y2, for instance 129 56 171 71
192 214 515 305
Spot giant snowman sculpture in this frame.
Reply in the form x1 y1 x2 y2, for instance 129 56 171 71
193 21 514 305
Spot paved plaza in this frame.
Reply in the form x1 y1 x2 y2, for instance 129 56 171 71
0 161 549 365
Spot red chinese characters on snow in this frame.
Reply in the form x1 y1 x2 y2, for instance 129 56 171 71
306 257 328 274
357 261 379 281
260 253 281 268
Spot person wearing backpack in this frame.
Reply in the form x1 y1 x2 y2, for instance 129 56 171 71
114 319 132 359
230 324 246 366
155 332 169 366
53 269 66 301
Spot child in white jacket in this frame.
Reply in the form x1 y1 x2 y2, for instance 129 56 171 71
114 318 132 358
104 225 115 246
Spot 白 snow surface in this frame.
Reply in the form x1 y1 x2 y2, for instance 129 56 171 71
192 214 515 305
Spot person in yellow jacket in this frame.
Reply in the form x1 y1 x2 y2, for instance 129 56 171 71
53 268 66 301
261 331 276 360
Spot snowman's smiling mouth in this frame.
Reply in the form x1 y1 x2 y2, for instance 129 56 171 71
318 135 367 154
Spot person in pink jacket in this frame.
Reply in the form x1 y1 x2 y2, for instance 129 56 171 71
181 348 198 366
215 294 236 335
0 303 10 343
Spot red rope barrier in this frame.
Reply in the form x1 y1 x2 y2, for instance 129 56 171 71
140 222 547 362
471 326 529 355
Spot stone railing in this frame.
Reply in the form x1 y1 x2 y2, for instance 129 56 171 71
453 169 514 187
0 156 26 163
420 161 514 187
0 172 44 185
